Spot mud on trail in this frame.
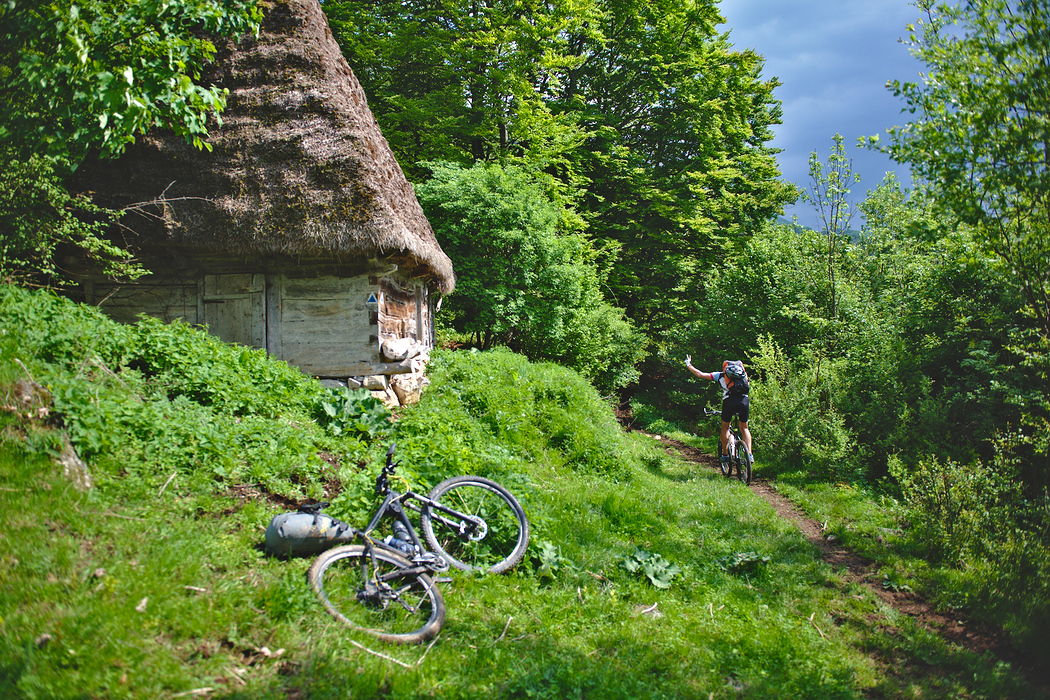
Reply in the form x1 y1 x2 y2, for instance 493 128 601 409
651 434 1050 697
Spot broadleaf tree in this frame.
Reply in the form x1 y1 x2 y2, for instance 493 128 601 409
416 161 645 393
877 0 1050 338
802 134 861 323
874 0 1049 562
326 0 795 346
0 152 135 282
0 0 261 162
0 0 260 282
558 0 795 333
323 0 591 184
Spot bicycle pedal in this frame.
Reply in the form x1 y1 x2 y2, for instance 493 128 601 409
433 576 454 584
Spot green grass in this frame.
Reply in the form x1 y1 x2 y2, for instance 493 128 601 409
769 473 1050 659
1 284 1044 698
3 436 1042 698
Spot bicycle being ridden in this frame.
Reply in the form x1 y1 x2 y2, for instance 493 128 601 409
685 355 754 485
703 407 752 485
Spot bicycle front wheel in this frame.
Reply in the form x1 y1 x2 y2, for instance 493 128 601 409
717 441 731 478
307 544 445 645
735 442 752 486
421 476 530 574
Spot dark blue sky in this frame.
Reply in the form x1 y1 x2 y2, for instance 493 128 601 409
718 0 923 228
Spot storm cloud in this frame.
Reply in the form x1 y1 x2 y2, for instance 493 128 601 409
718 0 922 227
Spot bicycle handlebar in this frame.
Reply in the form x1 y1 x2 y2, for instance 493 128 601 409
706 407 748 423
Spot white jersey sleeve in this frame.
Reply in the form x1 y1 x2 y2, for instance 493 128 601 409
713 371 730 401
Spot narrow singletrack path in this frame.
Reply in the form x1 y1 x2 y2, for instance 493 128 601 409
647 433 1050 697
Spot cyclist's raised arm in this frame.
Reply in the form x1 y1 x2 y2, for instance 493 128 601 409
684 355 714 381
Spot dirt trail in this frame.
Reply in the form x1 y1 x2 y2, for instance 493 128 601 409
651 434 1050 696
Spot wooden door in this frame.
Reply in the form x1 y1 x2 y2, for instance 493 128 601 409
274 275 375 376
201 274 265 348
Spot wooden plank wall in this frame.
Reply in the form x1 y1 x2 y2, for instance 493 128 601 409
379 276 422 344
83 267 437 378
274 275 376 376
201 274 265 348
86 280 201 325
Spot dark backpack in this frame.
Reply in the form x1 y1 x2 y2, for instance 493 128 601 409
723 360 750 396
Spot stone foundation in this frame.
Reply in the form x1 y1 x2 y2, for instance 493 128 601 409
320 338 431 408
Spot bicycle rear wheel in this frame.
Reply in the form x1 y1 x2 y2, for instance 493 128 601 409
307 544 445 644
735 441 752 486
421 476 529 574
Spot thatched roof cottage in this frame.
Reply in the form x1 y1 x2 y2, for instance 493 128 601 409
71 0 454 404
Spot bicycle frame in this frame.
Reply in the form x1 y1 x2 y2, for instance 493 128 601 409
726 428 739 458
355 445 487 573
704 407 742 458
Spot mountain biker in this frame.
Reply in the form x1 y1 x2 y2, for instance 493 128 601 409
684 355 753 465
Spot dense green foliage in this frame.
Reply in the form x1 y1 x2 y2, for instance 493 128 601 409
0 0 260 283
889 452 1050 643
0 284 338 497
395 346 635 480
0 0 261 162
862 0 1050 626
0 150 141 282
663 171 1044 476
877 0 1050 338
416 161 644 393
2 286 1046 698
642 171 1050 649
315 386 393 441
326 0 794 343
0 283 638 515
565 0 794 330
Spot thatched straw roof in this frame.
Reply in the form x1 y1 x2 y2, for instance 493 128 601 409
76 0 454 293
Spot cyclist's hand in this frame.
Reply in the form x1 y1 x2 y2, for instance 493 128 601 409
685 355 691 366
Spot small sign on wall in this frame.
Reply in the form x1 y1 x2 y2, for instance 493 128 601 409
365 291 381 311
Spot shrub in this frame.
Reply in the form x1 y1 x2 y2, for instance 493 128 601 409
0 284 353 501
748 335 856 480
417 161 643 393
628 400 682 435
129 315 324 418
890 452 1050 649
889 455 1017 562
0 283 135 370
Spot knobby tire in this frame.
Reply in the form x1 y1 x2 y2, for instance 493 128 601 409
717 440 732 478
421 476 529 574
735 441 752 486
307 544 445 645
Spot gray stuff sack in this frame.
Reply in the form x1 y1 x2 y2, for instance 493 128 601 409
264 502 355 557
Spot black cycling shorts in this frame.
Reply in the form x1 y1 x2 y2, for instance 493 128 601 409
721 394 749 424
